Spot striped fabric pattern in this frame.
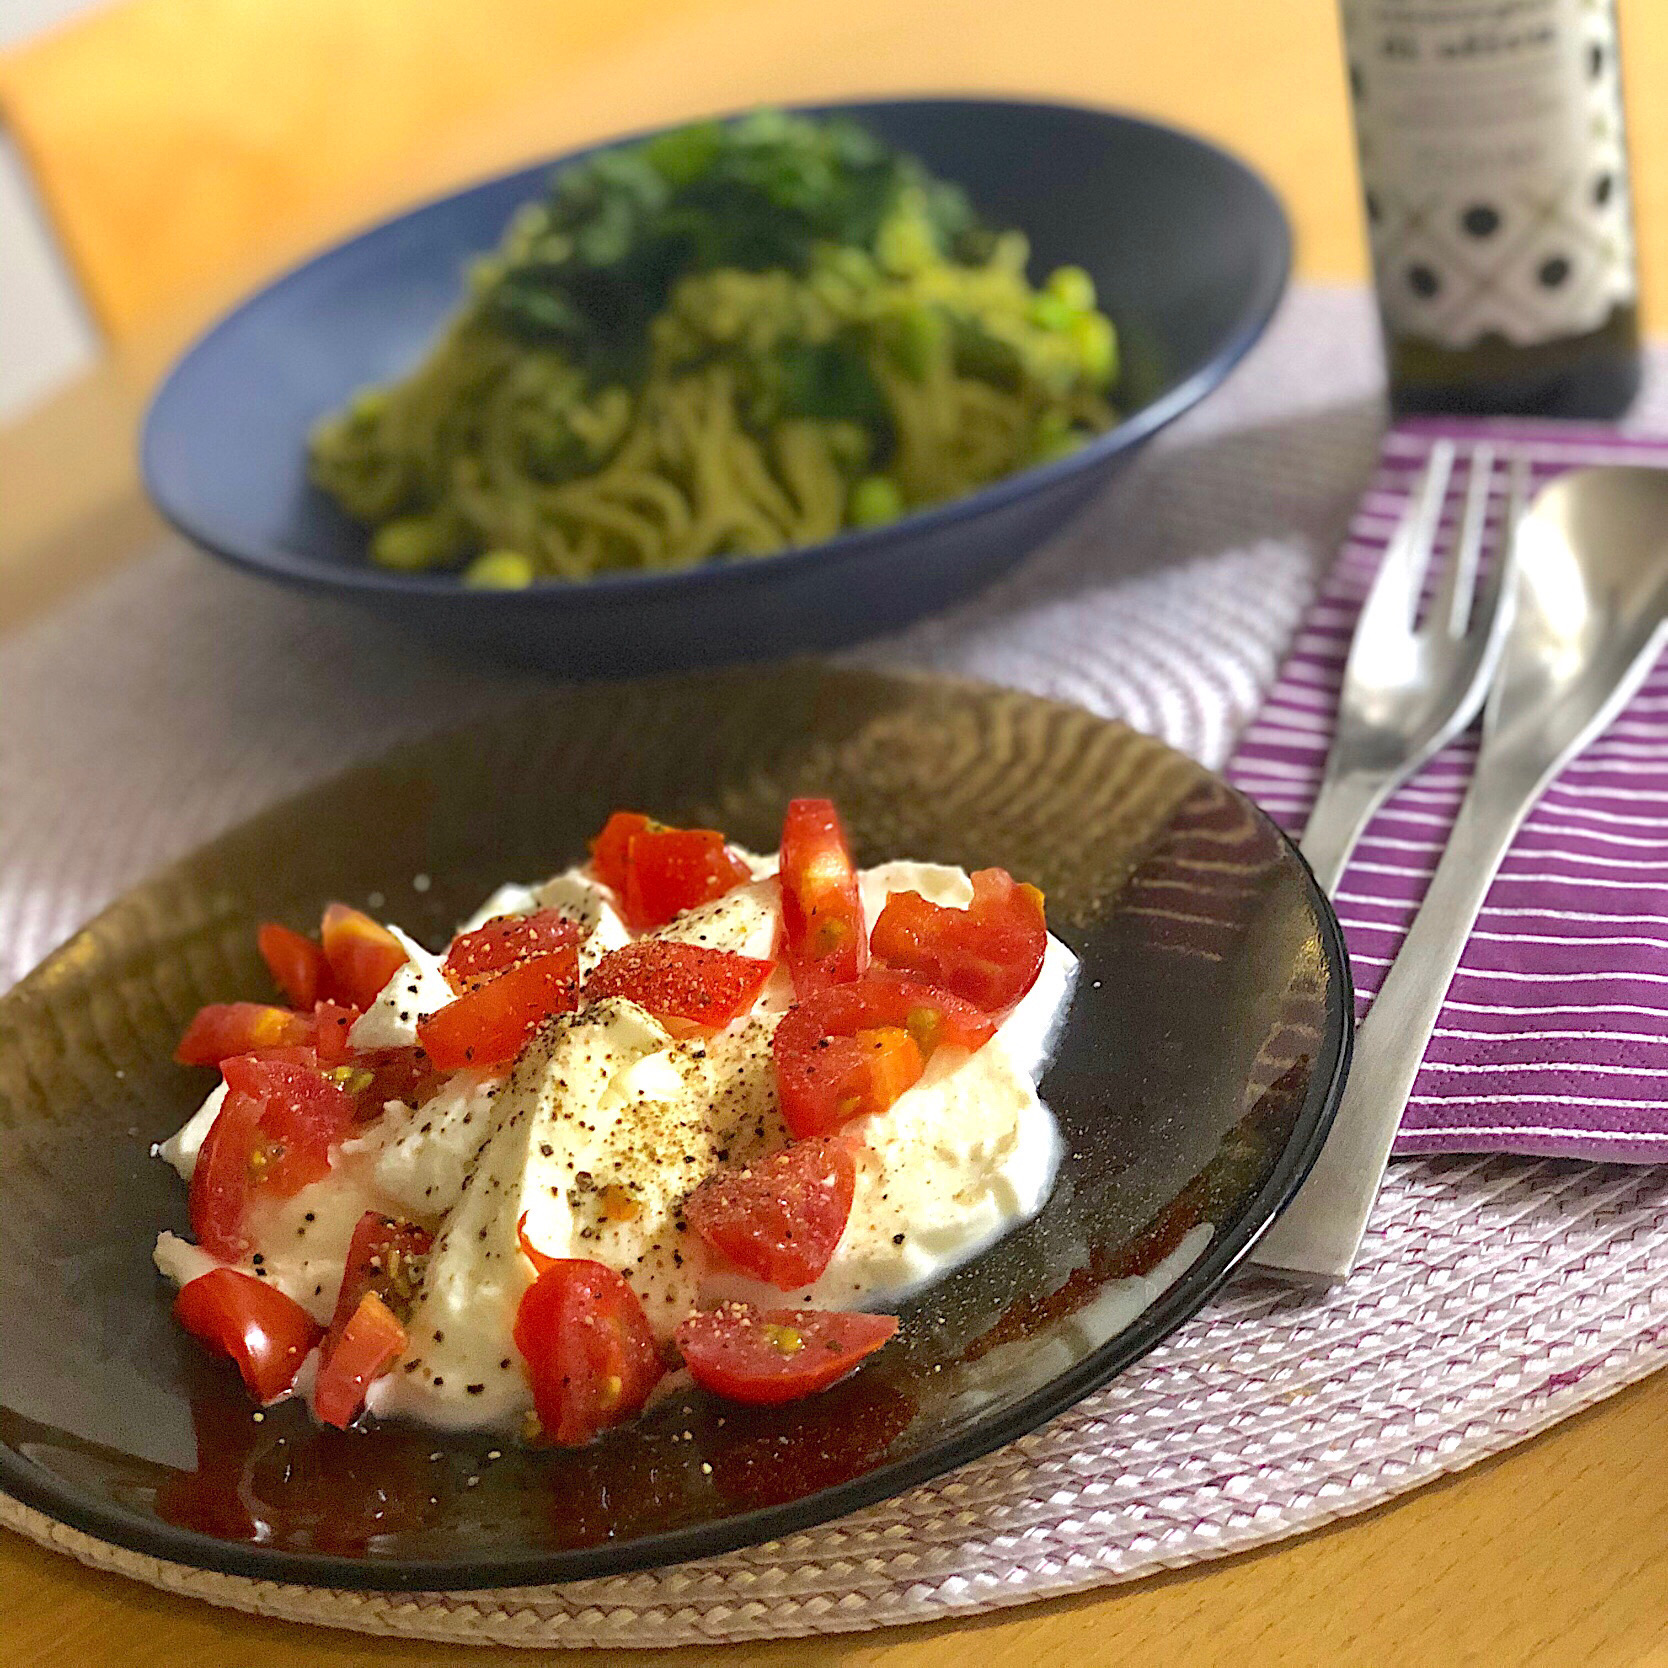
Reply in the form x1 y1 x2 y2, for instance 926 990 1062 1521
1229 419 1668 1163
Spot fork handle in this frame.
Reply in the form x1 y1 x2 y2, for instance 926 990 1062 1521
1297 768 1389 897
1253 754 1533 1282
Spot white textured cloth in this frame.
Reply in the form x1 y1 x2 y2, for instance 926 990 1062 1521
4 285 1668 1648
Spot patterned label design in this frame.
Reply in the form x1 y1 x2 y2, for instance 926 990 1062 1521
1342 0 1636 348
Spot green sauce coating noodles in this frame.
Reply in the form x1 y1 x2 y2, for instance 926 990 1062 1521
308 112 1117 583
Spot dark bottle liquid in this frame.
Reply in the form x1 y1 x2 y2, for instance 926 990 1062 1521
1343 0 1641 420
1389 303 1641 418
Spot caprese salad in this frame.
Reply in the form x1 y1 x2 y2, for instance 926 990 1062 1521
153 800 1075 1444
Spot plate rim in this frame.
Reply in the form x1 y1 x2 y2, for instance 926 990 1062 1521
138 93 1291 604
0 668 1350 1591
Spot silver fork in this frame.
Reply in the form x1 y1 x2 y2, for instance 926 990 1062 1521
1253 440 1529 1281
1292 440 1529 896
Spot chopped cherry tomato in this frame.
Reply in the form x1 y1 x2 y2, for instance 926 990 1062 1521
187 1051 359 1257
314 1292 408 1429
311 1212 431 1429
512 1254 665 1445
675 1303 897 1406
257 922 330 1009
189 1087 265 1258
776 1023 923 1141
307 997 432 1117
588 811 752 929
516 1210 557 1274
417 946 579 1071
627 828 753 930
319 903 408 1011
588 811 651 897
174 1268 322 1403
325 1211 432 1349
870 867 1048 1014
443 910 585 992
771 972 995 1137
584 940 774 1032
175 1002 312 1067
338 1045 436 1115
311 999 361 1066
684 1138 856 1287
220 1053 358 1197
779 799 868 994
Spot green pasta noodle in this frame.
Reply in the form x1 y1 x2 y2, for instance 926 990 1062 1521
308 111 1118 585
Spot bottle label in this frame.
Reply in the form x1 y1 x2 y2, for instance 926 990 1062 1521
1342 0 1636 348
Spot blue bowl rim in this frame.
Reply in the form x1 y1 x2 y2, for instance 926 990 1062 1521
140 94 1292 608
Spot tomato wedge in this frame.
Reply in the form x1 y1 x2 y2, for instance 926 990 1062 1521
588 810 650 897
684 1138 856 1287
675 1303 897 1406
174 1268 322 1403
175 1002 313 1068
627 828 753 930
314 1292 408 1429
257 922 330 1010
310 1211 431 1428
584 940 774 1032
417 946 579 1070
870 867 1048 1014
311 999 361 1066
188 1087 265 1258
772 972 996 1138
588 811 752 929
219 1054 358 1197
187 1056 356 1256
320 903 409 1011
343 1046 438 1115
443 910 585 992
778 799 868 994
516 1211 557 1274
512 1255 665 1445
308 997 434 1115
326 1211 433 1346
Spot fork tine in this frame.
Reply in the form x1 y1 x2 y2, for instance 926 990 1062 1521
1358 440 1456 637
1429 442 1495 636
1471 450 1531 622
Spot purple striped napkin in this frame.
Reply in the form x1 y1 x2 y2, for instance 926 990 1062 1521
1229 418 1668 1164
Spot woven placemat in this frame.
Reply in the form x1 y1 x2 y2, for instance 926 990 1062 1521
4 286 1667 1646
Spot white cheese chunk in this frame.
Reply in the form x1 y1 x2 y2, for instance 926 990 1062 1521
153 1081 227 1182
652 877 781 960
238 1150 393 1323
457 883 542 932
536 868 632 969
153 1230 226 1289
858 859 973 921
348 925 453 1051
365 1069 504 1220
996 934 1079 1087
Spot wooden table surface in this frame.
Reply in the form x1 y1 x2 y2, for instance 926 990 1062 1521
4 2 1668 1661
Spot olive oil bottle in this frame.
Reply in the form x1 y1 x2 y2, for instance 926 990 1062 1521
1341 0 1640 417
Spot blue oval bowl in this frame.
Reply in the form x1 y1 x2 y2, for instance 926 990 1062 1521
142 98 1290 675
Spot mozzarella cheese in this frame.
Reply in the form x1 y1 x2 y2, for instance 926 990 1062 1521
155 850 1076 1432
347 926 454 1052
154 1081 226 1181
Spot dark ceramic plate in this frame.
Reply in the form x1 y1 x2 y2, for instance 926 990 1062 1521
141 98 1290 675
0 668 1348 1589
